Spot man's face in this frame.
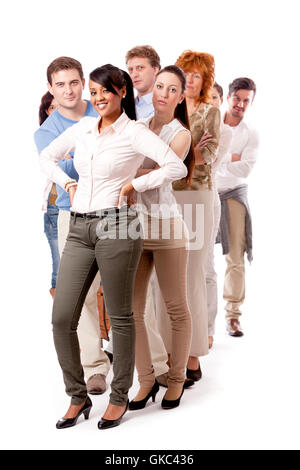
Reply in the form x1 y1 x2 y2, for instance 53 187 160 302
48 69 85 109
127 57 158 96
227 89 254 118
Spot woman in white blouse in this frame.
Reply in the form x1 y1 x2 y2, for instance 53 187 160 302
129 65 194 411
39 64 187 430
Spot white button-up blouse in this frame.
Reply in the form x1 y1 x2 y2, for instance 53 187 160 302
40 112 187 213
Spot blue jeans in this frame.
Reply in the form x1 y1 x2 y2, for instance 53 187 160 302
44 204 60 289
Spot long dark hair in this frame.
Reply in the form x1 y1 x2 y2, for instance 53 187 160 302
39 91 54 125
89 64 136 120
155 65 195 186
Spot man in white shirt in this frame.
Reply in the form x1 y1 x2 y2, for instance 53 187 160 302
216 77 259 337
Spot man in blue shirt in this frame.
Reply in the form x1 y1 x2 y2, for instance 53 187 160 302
126 45 160 119
34 56 110 395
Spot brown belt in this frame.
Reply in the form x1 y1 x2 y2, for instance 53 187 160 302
48 183 57 206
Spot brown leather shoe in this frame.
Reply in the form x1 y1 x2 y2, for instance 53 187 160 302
226 319 244 337
87 374 107 395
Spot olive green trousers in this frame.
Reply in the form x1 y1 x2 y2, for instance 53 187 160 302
52 207 143 406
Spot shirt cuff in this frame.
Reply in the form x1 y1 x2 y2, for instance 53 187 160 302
131 175 149 193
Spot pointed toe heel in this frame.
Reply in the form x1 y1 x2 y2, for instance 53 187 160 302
161 388 184 410
56 396 92 429
129 381 159 411
98 400 129 430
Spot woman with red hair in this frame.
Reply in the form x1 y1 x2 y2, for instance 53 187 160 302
156 51 220 381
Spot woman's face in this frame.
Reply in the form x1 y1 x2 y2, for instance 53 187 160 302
152 72 184 115
89 79 125 120
184 69 203 101
46 98 57 116
210 87 222 108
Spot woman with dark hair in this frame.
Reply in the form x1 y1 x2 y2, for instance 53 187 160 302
156 52 221 381
39 64 187 429
39 92 60 298
130 65 193 411
39 91 57 126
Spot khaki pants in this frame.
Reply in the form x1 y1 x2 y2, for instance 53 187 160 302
223 198 246 319
133 247 191 388
105 275 169 377
144 276 169 376
206 190 221 336
157 189 214 357
133 216 191 388
58 210 110 380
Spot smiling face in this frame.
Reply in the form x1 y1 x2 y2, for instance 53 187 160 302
152 72 184 115
184 69 203 101
47 68 85 110
89 79 125 122
227 89 254 118
127 56 159 97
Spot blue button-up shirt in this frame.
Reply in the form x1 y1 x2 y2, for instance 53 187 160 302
135 92 154 120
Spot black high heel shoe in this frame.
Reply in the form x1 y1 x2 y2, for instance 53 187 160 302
186 362 202 381
56 396 92 429
129 380 160 411
161 387 184 410
98 400 129 430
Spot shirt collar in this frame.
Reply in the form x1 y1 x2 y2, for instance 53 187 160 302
136 92 153 106
89 111 130 136
223 111 249 130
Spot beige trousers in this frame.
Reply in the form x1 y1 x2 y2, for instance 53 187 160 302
157 188 214 357
144 276 169 376
223 198 246 320
133 216 191 388
206 189 221 336
133 247 191 388
97 266 169 378
58 210 110 379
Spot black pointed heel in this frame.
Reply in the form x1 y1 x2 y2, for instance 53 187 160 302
98 400 129 430
186 363 202 381
161 388 184 410
129 380 160 411
56 396 92 429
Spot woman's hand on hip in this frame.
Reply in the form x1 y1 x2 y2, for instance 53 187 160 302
118 183 136 208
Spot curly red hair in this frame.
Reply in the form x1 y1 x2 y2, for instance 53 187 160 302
175 50 215 105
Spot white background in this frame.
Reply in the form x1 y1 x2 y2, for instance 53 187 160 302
1 0 300 450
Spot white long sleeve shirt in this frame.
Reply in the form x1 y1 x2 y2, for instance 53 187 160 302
216 118 259 192
137 117 191 219
212 120 233 175
40 112 187 213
